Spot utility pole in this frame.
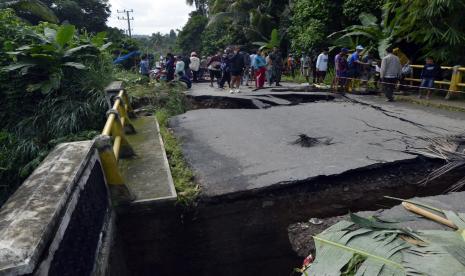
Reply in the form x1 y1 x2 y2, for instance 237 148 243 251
117 9 134 38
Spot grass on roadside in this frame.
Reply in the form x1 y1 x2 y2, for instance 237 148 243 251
282 74 308 84
396 95 465 113
155 85 199 206
281 68 336 85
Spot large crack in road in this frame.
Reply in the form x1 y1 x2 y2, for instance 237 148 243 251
173 84 465 198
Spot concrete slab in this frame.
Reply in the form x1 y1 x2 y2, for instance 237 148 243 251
172 84 465 197
120 116 176 203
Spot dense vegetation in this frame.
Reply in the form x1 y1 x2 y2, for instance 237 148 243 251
0 4 119 204
180 0 465 64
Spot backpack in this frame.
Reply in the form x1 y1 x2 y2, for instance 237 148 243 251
401 64 412 76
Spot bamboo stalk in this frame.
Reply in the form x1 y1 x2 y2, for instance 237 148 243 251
402 202 457 230
385 196 443 213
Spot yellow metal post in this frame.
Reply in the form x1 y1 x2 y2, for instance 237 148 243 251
95 135 135 203
122 90 136 118
97 136 125 185
446 65 461 100
110 115 134 159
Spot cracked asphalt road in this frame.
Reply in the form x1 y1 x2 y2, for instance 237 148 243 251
171 83 465 197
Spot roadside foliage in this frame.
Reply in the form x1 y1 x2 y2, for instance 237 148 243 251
0 8 113 205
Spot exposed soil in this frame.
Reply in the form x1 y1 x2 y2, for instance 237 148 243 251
187 93 335 109
112 156 464 276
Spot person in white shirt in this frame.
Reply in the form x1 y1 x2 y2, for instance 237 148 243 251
189 52 200 83
175 56 185 79
380 46 402 102
316 48 329 83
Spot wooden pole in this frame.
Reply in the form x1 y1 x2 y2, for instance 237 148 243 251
402 202 457 230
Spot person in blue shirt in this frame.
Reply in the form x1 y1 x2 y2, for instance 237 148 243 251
419 57 441 99
348 45 368 78
253 50 267 89
139 54 150 77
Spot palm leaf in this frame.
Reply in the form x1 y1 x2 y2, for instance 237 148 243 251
63 62 86 69
359 12 378 27
268 28 280 48
2 61 36 71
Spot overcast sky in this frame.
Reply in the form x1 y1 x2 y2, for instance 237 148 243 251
107 0 195 35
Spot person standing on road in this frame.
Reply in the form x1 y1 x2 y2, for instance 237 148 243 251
182 55 191 79
348 45 367 78
311 51 318 84
207 51 222 87
250 51 257 82
266 52 273 86
316 48 329 84
287 54 296 79
301 54 311 83
380 47 402 102
361 51 376 89
254 50 267 89
199 56 208 81
190 52 200 83
229 46 245 93
418 57 441 100
270 47 283 86
242 50 251 86
219 48 232 90
334 48 349 93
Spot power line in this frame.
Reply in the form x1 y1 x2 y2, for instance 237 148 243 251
117 9 134 38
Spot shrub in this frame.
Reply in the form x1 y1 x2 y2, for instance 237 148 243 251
0 9 113 205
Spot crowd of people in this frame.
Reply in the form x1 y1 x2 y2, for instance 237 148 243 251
140 45 443 101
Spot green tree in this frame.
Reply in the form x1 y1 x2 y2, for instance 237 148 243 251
329 12 396 57
22 0 110 32
0 10 113 204
342 0 384 21
185 0 208 14
0 0 57 22
200 19 234 54
202 0 290 50
176 11 208 54
385 0 465 63
289 0 344 52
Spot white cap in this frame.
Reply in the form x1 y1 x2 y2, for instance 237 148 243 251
356 45 364 50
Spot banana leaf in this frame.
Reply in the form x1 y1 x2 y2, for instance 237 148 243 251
305 212 465 275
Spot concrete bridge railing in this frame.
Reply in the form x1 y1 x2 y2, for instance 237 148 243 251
0 81 176 275
0 141 114 275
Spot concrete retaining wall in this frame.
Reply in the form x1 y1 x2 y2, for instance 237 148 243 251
0 140 114 275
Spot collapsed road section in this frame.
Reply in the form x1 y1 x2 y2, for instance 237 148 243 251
172 87 464 198
117 83 465 276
